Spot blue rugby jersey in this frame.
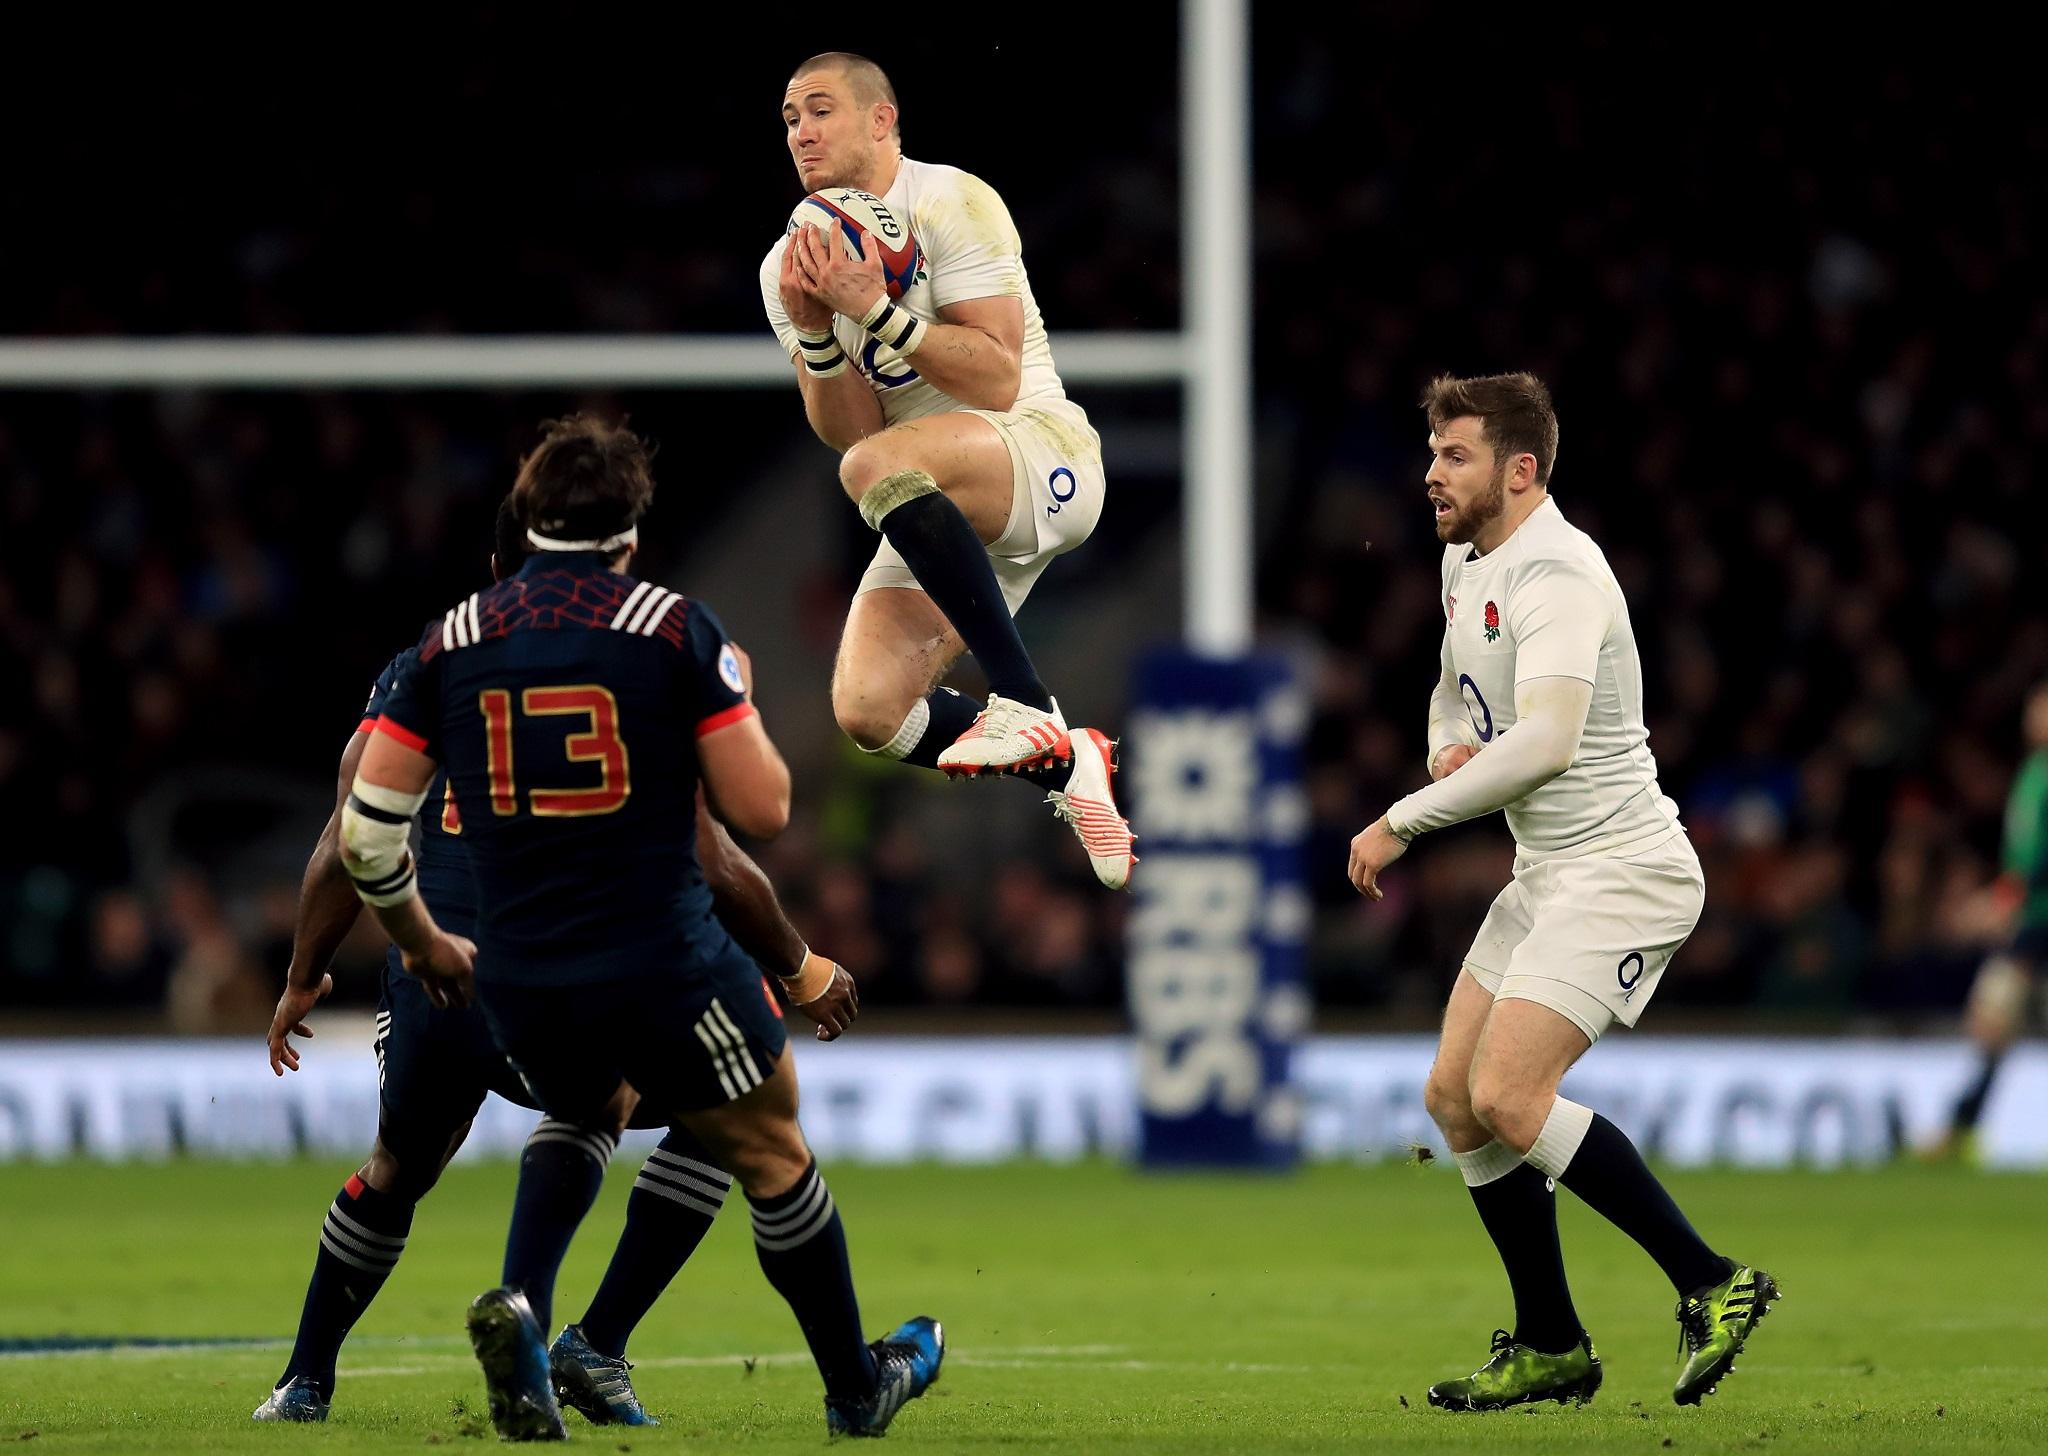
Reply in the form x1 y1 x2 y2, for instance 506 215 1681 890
361 646 476 941
376 553 755 986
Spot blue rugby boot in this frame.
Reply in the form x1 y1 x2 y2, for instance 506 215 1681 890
549 1323 658 1426
825 1315 945 1438
251 1373 330 1422
466 1287 566 1441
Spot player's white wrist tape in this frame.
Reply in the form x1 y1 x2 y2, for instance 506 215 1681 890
794 325 849 379
857 294 928 357
779 948 837 1005
342 776 429 907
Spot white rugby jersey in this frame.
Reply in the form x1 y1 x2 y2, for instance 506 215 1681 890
760 157 1069 426
1436 496 1681 856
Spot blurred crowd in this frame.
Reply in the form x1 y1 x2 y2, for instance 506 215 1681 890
3 23 2039 1027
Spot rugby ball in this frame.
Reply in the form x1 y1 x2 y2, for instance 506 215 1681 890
787 187 923 300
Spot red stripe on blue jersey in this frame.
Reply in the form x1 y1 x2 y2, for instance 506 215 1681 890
375 715 430 752
696 702 757 738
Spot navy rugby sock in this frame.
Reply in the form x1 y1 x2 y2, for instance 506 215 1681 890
1554 1114 1730 1295
278 1175 415 1397
577 1128 732 1359
867 479 1052 712
502 1118 617 1334
749 1160 877 1403
1456 1144 1581 1354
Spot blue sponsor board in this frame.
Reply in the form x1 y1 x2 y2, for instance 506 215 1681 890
1126 651 1310 1168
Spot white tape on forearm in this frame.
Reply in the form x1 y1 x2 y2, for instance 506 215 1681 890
342 774 427 906
779 948 837 1005
857 294 928 357
794 326 849 379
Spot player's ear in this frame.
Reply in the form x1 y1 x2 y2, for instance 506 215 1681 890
872 101 897 143
490 553 502 583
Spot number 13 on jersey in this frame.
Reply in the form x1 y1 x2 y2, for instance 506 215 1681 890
477 685 631 817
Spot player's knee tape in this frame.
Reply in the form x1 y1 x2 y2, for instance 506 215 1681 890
859 696 930 760
342 776 429 906
857 468 940 531
1525 1096 1595 1179
1453 1139 1524 1188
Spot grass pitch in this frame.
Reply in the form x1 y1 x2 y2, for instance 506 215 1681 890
2 1159 2044 1453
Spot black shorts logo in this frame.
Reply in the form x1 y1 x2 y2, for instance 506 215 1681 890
1617 951 1645 1003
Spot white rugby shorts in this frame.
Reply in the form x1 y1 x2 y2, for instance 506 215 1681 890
856 397 1105 614
1462 829 1705 1043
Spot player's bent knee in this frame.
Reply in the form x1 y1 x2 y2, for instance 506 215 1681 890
1422 1066 1475 1133
723 1123 812 1200
839 436 902 502
1467 1073 1545 1155
830 683 900 752
364 1136 437 1203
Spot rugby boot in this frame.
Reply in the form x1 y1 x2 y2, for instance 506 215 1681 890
466 1287 566 1441
937 694 1070 776
1426 1328 1602 1411
1674 1262 1781 1405
550 1323 657 1426
1046 728 1137 890
825 1315 945 1437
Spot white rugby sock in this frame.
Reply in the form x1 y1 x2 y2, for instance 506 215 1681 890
1525 1096 1595 1179
861 697 930 761
1453 1139 1523 1188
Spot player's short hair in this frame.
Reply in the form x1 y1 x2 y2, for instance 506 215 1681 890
512 415 656 548
1422 372 1560 486
492 493 529 571
790 52 900 141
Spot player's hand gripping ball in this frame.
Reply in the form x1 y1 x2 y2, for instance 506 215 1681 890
787 187 923 299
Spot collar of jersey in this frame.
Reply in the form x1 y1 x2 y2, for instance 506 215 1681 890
516 550 616 577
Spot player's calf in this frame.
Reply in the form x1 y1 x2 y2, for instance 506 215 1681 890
259 1163 416 1418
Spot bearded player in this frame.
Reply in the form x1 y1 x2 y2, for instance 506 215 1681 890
1348 373 1778 1410
759 50 1135 891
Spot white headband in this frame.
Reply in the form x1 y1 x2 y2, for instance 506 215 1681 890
526 525 640 553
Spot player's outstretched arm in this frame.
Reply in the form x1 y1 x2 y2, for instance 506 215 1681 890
342 730 475 1008
696 790 859 1040
266 729 372 1074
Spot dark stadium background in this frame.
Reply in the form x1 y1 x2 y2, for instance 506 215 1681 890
3 12 2039 1034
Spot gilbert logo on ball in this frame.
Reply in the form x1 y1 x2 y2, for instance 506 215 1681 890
788 187 924 300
